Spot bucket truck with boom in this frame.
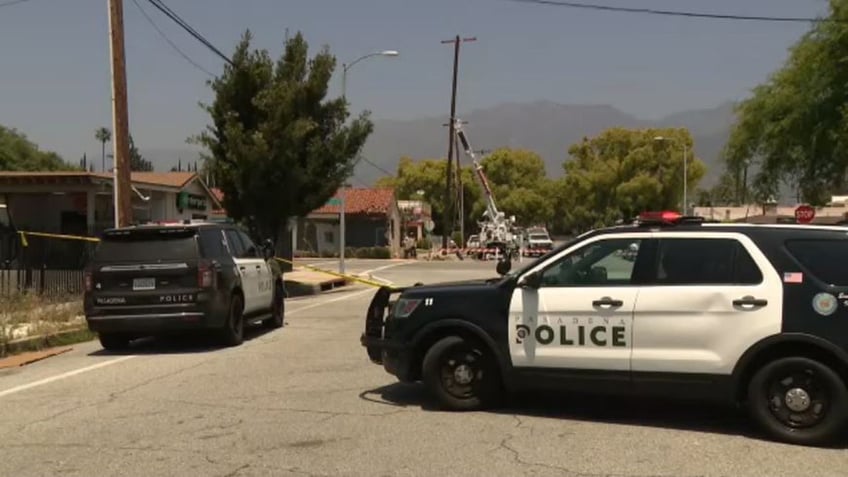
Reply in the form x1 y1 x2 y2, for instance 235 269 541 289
453 120 523 262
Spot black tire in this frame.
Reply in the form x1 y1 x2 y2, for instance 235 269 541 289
746 356 848 446
421 335 502 411
98 332 131 351
263 280 285 329
219 294 244 346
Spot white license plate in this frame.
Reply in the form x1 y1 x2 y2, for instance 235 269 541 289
133 277 156 291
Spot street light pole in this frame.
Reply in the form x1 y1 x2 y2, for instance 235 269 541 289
682 143 688 214
338 49 399 274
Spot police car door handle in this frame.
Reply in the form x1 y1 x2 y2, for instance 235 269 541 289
733 296 768 307
592 297 623 308
239 266 246 271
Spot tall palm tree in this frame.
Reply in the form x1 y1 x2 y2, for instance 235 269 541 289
95 127 112 172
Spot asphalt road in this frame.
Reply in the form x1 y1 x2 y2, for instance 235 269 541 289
1 259 846 477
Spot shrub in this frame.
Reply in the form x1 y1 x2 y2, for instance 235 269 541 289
0 291 84 354
416 238 432 249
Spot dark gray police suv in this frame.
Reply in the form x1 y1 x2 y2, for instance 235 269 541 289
84 221 284 350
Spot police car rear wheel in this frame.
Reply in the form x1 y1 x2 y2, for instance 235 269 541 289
747 357 848 446
219 294 245 346
422 335 500 411
98 332 131 351
263 281 285 329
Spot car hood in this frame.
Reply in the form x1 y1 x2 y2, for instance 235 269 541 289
404 276 503 293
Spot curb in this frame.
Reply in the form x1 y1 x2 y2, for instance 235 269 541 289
1 326 94 358
283 277 351 297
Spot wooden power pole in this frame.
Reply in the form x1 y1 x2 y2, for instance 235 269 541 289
440 35 475 249
108 0 132 228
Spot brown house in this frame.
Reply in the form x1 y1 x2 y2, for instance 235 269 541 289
297 187 401 257
201 186 402 258
0 171 221 269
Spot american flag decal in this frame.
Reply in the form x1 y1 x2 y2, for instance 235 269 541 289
784 272 804 284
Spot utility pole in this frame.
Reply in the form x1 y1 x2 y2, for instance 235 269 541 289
440 35 475 249
455 134 464 247
108 0 132 228
443 119 469 248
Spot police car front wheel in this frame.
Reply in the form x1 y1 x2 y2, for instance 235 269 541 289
421 335 501 411
747 356 848 446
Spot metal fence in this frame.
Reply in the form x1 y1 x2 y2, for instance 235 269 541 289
0 268 85 296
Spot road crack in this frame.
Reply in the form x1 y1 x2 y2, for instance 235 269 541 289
493 414 705 477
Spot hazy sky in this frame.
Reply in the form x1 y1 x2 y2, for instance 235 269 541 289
0 0 828 167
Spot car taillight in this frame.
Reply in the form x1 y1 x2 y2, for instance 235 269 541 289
84 270 92 292
198 262 216 288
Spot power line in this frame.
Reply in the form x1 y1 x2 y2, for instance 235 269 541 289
508 0 845 23
359 156 395 177
130 0 214 77
145 0 234 66
0 0 33 8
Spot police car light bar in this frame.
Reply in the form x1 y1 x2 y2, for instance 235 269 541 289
638 211 683 224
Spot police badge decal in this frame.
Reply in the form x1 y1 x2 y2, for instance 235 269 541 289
813 292 838 317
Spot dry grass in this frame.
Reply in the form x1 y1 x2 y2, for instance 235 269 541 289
0 291 84 348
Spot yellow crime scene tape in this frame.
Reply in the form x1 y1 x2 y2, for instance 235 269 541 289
16 230 389 289
272 256 392 289
17 230 101 247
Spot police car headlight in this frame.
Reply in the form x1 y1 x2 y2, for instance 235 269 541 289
393 298 422 319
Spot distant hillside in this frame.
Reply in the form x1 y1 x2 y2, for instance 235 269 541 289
137 100 740 193
355 100 738 188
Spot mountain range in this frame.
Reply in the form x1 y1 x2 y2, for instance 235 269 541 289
352 100 738 189
139 100 740 190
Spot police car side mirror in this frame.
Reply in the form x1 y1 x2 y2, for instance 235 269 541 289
496 259 511 276
518 271 542 289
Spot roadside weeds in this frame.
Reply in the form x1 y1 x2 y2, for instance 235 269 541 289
0 292 93 358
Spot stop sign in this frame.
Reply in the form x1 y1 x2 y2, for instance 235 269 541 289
795 205 816 224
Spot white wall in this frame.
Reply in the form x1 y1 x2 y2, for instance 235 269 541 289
145 180 217 222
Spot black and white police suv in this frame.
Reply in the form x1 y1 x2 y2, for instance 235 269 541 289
84 220 285 350
362 211 848 446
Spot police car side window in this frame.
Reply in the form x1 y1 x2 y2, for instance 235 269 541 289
652 238 762 285
785 239 848 286
237 230 260 258
198 228 227 258
224 229 246 258
540 238 641 287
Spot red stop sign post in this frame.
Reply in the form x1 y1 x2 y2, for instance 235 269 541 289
795 205 816 224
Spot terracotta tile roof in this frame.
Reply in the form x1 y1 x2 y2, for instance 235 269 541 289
211 188 226 214
211 187 224 203
91 171 197 188
311 187 396 215
0 171 198 189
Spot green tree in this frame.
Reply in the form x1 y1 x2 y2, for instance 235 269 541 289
128 135 153 171
95 127 111 172
724 0 848 205
130 135 153 172
692 170 749 208
473 148 555 227
556 127 706 233
376 157 481 236
0 125 78 171
193 30 373 256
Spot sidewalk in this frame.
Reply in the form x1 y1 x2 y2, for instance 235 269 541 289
283 268 350 297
